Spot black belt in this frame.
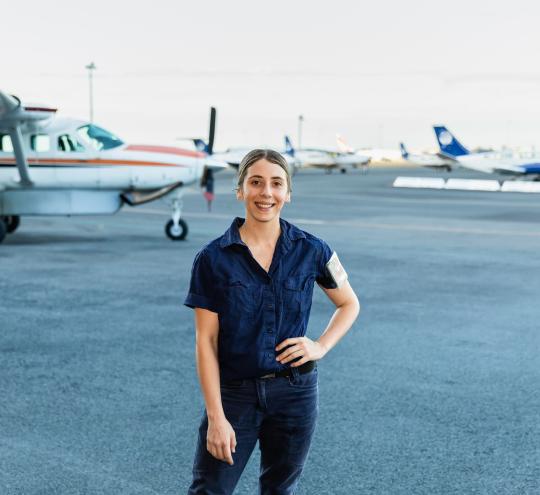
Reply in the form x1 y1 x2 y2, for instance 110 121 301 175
260 360 316 379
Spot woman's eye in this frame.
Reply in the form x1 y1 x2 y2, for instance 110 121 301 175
273 182 283 187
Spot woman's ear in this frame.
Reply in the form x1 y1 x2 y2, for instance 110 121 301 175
285 191 291 203
236 187 244 201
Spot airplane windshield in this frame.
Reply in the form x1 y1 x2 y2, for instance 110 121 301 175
77 124 124 151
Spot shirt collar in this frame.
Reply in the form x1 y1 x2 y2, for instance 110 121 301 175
219 217 305 249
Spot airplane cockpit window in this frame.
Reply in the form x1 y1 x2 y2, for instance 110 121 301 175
0 134 13 152
31 134 50 152
58 134 85 152
76 124 123 151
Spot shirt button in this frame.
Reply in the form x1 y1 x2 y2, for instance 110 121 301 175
267 304 273 310
267 329 274 334
267 352 273 358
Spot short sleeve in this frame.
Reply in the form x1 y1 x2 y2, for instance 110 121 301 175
316 239 338 289
184 249 219 313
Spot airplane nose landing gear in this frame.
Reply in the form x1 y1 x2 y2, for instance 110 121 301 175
165 218 188 240
5 215 20 233
165 192 188 240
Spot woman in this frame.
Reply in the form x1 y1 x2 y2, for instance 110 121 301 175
184 149 360 494
200 167 215 211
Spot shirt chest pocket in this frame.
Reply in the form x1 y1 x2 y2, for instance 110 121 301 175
223 281 259 317
282 275 314 316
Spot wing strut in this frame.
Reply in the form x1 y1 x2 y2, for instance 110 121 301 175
9 125 32 185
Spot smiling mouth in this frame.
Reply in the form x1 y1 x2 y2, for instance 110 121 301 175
254 202 275 211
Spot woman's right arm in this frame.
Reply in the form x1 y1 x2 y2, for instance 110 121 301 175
194 307 237 466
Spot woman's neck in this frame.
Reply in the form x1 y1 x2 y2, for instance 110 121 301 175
239 216 281 246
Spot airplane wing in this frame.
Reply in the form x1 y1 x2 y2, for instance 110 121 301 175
492 165 528 175
436 152 459 162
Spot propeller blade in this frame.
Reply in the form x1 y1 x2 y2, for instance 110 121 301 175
207 107 216 155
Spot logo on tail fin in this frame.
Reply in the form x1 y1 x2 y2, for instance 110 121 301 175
438 131 453 146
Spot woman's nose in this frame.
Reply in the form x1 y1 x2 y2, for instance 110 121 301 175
261 183 272 196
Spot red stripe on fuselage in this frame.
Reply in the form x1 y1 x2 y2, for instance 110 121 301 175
125 144 205 158
0 158 190 167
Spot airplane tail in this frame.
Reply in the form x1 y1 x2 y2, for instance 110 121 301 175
336 134 354 153
193 138 209 153
284 135 295 157
433 126 469 157
399 142 409 159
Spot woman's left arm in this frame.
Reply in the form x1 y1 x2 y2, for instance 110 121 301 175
276 281 360 366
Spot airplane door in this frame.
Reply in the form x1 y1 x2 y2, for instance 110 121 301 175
54 133 99 187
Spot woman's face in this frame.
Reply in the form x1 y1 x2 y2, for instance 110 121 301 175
237 158 290 223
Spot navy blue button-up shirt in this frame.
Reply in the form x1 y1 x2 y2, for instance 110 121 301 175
184 217 337 381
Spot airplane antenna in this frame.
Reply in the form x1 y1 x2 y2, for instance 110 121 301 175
85 62 97 123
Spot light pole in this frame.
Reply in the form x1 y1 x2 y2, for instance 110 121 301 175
85 62 96 123
298 114 304 150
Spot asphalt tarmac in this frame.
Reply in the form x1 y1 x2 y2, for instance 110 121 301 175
1 167 539 494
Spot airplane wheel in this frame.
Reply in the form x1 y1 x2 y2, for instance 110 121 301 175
5 215 20 233
165 219 188 240
0 219 6 243
340 168 347 174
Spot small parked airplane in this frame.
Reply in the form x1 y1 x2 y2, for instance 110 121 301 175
433 125 540 179
0 91 228 243
399 142 453 171
284 136 370 173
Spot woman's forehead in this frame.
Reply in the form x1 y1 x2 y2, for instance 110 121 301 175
246 159 287 179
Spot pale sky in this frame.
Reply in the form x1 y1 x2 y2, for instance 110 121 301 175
4 0 540 151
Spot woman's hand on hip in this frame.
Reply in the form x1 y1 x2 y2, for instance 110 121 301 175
207 416 236 465
275 337 328 366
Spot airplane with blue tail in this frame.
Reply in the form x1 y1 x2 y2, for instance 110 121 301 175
433 126 540 179
285 135 370 173
399 142 453 171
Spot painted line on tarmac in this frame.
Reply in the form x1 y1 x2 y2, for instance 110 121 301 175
122 208 540 237
294 192 540 209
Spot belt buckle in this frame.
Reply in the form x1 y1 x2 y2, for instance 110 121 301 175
260 372 276 379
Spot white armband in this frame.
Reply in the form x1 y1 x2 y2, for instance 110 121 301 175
325 252 348 288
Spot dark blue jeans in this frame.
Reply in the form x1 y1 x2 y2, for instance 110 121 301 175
188 367 319 495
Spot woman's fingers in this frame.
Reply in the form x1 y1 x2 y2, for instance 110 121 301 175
290 355 309 367
278 347 304 364
276 344 299 362
230 431 237 454
207 422 235 465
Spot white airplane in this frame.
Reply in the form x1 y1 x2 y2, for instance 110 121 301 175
284 136 370 173
0 91 228 243
433 126 540 179
399 142 453 171
334 135 371 170
191 140 298 175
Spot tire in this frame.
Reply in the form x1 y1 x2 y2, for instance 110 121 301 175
0 219 6 244
5 215 20 234
165 219 188 240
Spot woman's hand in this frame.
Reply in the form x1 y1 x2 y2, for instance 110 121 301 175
275 337 328 367
207 416 237 465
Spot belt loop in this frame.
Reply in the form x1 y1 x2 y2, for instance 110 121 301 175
291 365 300 380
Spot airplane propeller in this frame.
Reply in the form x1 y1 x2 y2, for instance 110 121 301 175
207 106 216 155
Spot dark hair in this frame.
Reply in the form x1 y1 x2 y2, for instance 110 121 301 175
237 149 291 192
